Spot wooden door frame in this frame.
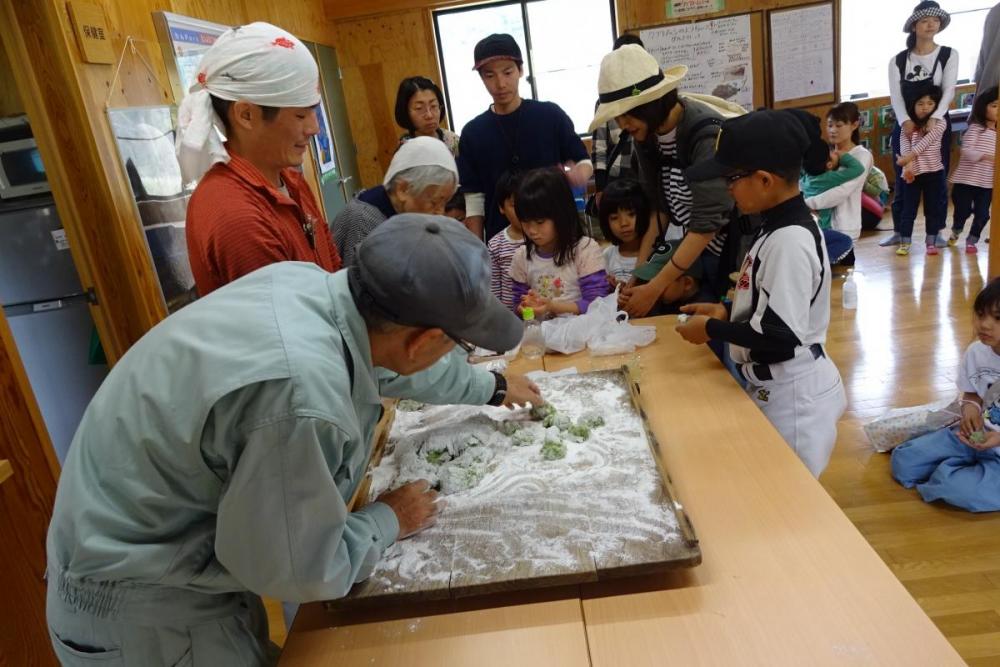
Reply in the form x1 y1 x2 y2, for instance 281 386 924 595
0 0 168 365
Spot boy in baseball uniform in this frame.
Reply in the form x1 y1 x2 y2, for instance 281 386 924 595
675 109 847 477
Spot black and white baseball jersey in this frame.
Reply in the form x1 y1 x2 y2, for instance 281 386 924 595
706 195 830 365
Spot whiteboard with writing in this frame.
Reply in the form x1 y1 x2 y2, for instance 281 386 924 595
769 3 835 103
640 15 754 111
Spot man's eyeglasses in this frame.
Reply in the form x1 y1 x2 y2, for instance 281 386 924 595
725 171 754 184
447 333 476 354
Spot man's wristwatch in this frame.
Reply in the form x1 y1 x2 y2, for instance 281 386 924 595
487 371 508 406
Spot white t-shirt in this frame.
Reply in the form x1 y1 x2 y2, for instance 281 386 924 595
509 237 605 306
887 45 959 122
603 245 638 284
958 341 1000 431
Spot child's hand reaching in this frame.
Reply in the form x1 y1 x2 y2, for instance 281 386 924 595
958 429 1000 451
902 166 916 184
679 302 729 320
896 152 914 167
959 400 984 438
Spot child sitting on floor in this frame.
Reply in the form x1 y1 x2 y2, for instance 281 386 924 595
891 278 1000 512
598 178 649 288
510 167 610 318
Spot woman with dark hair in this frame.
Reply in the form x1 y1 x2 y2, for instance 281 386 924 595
883 1 958 247
802 103 873 248
589 45 742 318
394 76 459 156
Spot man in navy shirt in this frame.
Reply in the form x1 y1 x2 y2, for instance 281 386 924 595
458 33 592 241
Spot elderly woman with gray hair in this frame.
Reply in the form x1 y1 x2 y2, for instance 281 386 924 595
332 136 459 266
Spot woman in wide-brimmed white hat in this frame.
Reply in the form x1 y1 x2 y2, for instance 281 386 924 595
880 1 958 251
590 44 740 319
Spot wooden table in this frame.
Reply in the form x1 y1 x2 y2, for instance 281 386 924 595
280 316 963 666
0 459 11 486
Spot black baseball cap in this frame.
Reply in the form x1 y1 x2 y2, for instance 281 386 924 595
473 33 523 70
351 214 523 353
685 110 810 182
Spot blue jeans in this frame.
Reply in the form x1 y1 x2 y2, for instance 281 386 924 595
891 118 952 234
899 171 948 240
891 427 1000 512
951 183 993 242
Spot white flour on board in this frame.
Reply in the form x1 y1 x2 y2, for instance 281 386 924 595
362 372 681 593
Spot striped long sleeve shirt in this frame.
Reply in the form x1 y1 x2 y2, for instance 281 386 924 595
950 124 996 189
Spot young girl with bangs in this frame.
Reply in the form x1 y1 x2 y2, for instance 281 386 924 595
509 168 610 317
598 178 650 287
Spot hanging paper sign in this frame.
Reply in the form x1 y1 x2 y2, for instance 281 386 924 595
667 0 725 19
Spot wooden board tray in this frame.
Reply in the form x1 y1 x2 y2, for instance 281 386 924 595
328 368 700 609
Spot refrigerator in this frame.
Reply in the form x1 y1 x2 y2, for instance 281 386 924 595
0 195 108 463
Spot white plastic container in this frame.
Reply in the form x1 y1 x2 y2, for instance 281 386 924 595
843 270 858 310
521 307 545 359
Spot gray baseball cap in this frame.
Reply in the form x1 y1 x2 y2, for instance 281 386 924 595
352 214 523 352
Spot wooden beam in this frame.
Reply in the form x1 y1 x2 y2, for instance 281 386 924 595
324 0 464 22
0 0 167 364
990 125 1000 279
0 309 59 664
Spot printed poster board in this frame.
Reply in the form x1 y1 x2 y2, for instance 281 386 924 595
640 13 755 111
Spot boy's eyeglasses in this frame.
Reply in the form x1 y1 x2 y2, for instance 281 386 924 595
447 333 477 354
725 171 754 184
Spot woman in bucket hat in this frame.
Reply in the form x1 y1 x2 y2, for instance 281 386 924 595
590 44 742 318
881 1 958 249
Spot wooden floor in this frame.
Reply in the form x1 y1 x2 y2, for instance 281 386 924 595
269 215 1000 662
822 218 1000 666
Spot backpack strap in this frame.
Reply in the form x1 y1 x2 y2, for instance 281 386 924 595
932 46 952 76
895 49 908 81
683 116 724 166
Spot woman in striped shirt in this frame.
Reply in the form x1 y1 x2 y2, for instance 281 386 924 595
948 86 998 254
894 85 947 256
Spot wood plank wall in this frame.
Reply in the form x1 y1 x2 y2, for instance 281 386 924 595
0 0 336 364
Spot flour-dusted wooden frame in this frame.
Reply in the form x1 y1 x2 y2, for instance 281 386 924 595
329 367 700 609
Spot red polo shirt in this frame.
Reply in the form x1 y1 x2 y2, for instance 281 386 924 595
186 153 342 296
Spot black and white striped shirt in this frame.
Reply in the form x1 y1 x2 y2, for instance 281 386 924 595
658 131 726 256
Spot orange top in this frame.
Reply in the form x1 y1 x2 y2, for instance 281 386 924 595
185 153 341 296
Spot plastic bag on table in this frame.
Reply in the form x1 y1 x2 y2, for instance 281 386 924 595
863 397 961 452
540 290 657 355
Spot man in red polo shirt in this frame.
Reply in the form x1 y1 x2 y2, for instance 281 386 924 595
177 22 341 296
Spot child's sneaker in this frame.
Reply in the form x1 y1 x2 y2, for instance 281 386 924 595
948 232 959 247
879 233 902 247
931 234 949 248
896 243 911 256
966 243 978 254
926 244 939 256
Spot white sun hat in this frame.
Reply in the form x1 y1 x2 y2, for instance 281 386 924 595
589 44 688 133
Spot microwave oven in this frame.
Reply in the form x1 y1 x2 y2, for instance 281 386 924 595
0 116 50 200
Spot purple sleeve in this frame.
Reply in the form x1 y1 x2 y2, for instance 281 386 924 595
512 280 530 309
576 270 611 314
